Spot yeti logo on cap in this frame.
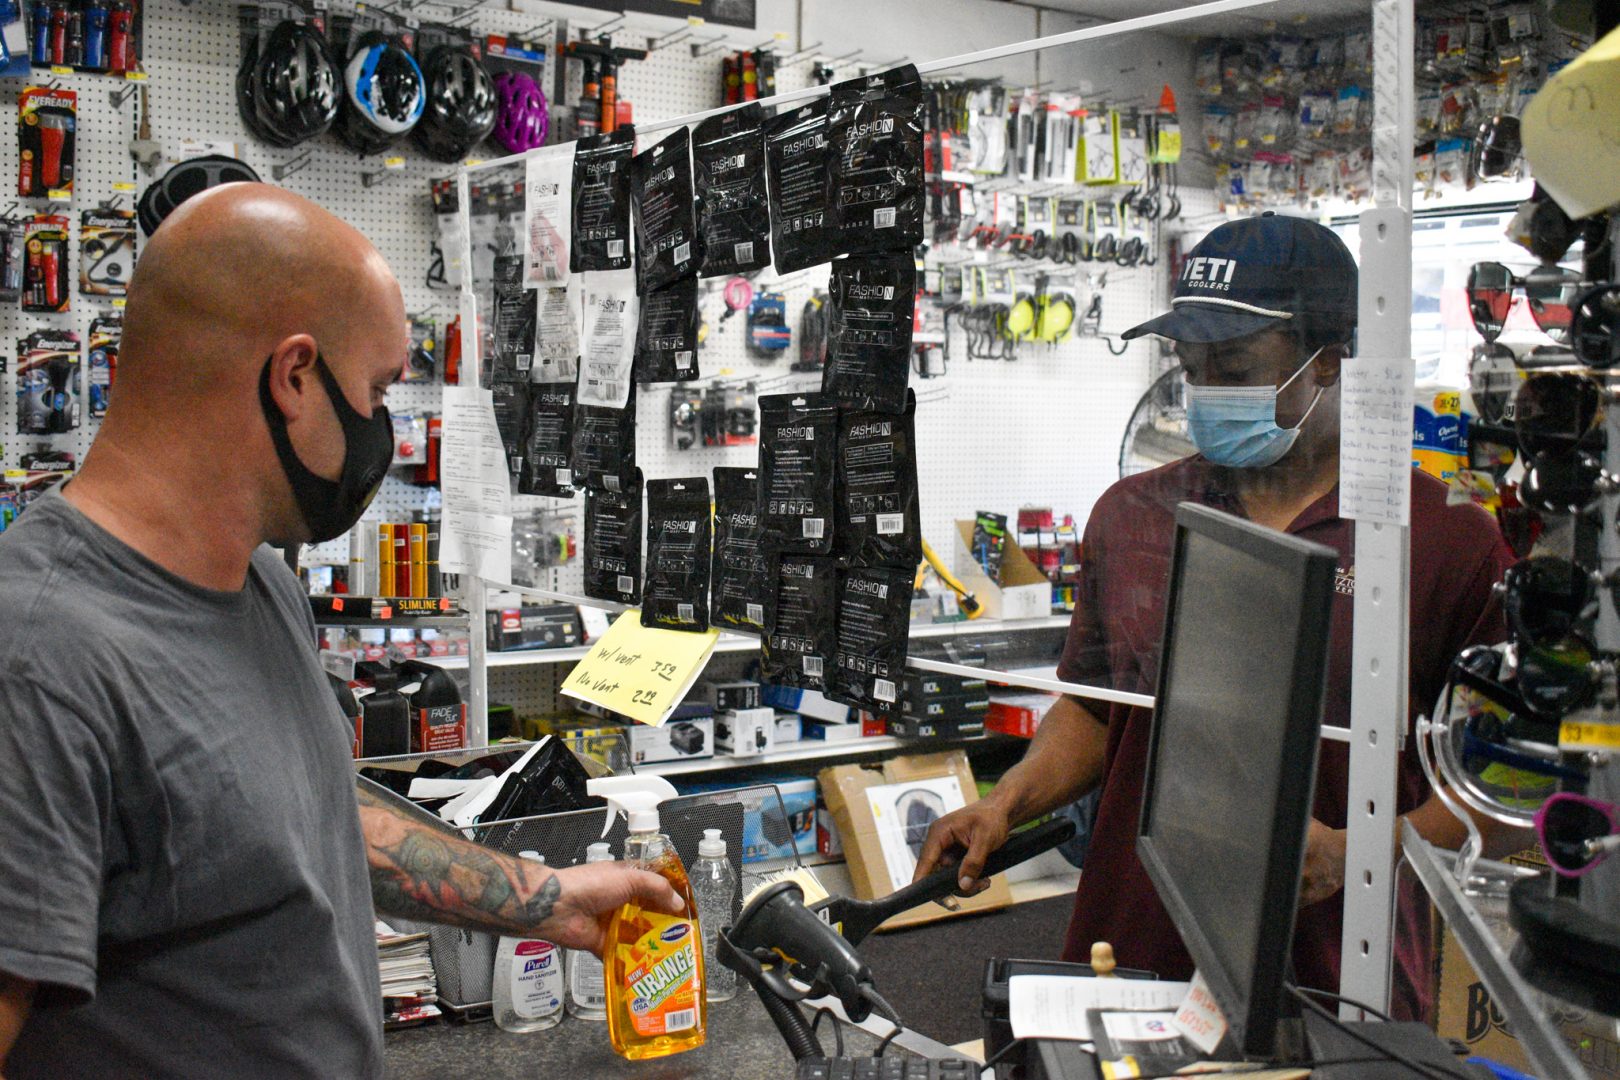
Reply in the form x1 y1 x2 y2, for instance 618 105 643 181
1181 256 1241 292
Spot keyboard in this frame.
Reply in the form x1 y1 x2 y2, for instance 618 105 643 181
794 1056 980 1080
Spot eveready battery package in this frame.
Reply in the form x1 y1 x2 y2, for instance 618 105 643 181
571 391 637 494
826 65 924 256
17 86 75 197
710 466 769 633
836 391 920 568
570 126 635 273
523 144 572 287
758 392 837 555
765 99 835 274
79 208 135 296
824 252 916 414
828 565 914 718
693 102 770 277
583 468 642 604
16 330 80 434
22 214 69 313
519 382 575 497
641 476 711 633
762 554 839 691
634 275 699 384
491 255 537 384
87 314 120 420
630 126 700 293
403 315 437 382
577 269 637 408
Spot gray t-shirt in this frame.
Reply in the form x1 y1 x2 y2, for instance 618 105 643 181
0 493 383 1078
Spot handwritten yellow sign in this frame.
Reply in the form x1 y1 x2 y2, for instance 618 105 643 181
560 609 719 727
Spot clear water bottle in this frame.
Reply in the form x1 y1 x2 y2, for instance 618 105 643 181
565 842 612 1020
691 828 738 1003
492 851 565 1032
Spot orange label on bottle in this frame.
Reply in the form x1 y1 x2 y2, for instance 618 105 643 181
618 912 701 1037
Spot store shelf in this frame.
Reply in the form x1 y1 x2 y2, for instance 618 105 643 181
311 596 467 628
637 731 1016 778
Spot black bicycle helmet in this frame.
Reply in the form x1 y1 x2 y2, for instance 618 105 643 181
336 30 425 156
138 155 263 237
411 45 497 163
237 35 296 148
254 21 341 146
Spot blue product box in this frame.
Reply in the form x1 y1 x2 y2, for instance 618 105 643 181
675 774 817 863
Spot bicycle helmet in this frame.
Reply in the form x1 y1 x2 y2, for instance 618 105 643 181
253 20 341 146
237 36 296 148
139 155 263 237
412 45 497 163
337 31 425 156
491 69 548 154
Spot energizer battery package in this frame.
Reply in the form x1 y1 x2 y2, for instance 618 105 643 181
583 469 643 605
16 330 80 434
710 466 769 634
826 65 925 255
634 275 700 384
79 208 136 296
570 126 635 273
765 98 835 274
823 252 916 414
693 102 770 277
762 554 839 691
571 390 637 494
87 314 120 419
641 476 712 633
836 390 920 569
577 269 637 408
757 392 837 555
519 382 575 497
828 565 915 718
630 126 700 294
17 86 76 198
491 255 537 384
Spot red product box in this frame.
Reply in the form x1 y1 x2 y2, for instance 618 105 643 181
857 711 889 738
986 694 1056 739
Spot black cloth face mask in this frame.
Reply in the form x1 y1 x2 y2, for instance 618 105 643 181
259 354 393 543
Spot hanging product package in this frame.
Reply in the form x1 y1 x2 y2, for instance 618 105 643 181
534 284 580 383
17 86 76 198
570 126 635 273
633 275 700 384
762 554 839 691
87 315 121 420
828 565 914 718
21 214 70 313
693 102 771 277
630 126 700 293
490 381 531 482
16 330 81 434
79 208 136 297
757 392 837 555
710 466 769 634
491 255 537 384
823 252 916 414
836 390 921 569
524 145 572 288
765 98 836 274
576 269 637 408
519 382 575 497
571 390 637 494
641 476 712 633
826 64 925 256
583 469 643 605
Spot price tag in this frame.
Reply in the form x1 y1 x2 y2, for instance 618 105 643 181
560 609 719 726
123 71 148 81
112 298 127 309
332 597 346 613
1559 720 1620 752
320 649 357 681
112 181 136 191
50 65 72 75
47 188 71 201
464 159 484 167
378 604 394 620
688 15 705 25
384 156 406 170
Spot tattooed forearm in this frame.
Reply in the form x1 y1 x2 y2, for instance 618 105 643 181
356 780 562 935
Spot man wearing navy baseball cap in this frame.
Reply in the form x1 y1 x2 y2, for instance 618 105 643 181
918 213 1522 1020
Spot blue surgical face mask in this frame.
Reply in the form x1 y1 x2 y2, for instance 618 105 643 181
1183 347 1327 469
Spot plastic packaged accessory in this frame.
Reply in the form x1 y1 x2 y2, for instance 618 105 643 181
570 126 635 273
710 466 768 633
826 64 925 255
583 468 643 605
693 101 770 277
641 476 711 633
757 392 837 555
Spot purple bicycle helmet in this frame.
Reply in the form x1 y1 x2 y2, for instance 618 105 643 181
492 70 548 153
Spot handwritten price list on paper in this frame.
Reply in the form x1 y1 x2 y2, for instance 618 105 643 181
561 610 719 726
1339 356 1413 528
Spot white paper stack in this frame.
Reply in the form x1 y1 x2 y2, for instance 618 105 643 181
376 920 440 1029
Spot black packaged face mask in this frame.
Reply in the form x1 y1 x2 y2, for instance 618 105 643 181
836 390 920 569
630 126 700 294
642 476 712 633
491 254 537 384
710 466 769 633
828 564 915 718
571 390 637 494
762 554 839 690
827 64 925 256
758 392 837 555
823 252 916 414
519 382 575 497
490 380 531 482
571 126 636 273
634 275 701 384
583 468 643 605
765 98 836 274
694 102 771 277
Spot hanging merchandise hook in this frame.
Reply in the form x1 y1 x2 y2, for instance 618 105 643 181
271 150 314 182
586 13 625 37
780 41 821 64
690 35 730 58
107 83 137 110
649 26 696 51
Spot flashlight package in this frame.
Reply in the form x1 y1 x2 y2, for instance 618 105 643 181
641 476 711 633
763 554 839 691
630 126 700 294
583 468 642 605
758 392 837 555
403 315 437 383
826 65 924 256
693 102 771 278
518 381 575 497
710 466 769 634
578 269 637 408
836 391 920 569
16 329 80 433
765 98 835 274
491 254 537 384
571 390 637 494
17 85 74 197
534 284 580 382
828 564 914 718
78 207 135 296
0 220 23 303
22 213 68 312
634 274 700 384
490 380 530 482
823 252 916 414
86 313 118 419
570 126 635 273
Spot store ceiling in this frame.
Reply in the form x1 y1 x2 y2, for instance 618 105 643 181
1016 0 1372 35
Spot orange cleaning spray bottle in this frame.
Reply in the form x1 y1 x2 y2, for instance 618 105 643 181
586 776 706 1060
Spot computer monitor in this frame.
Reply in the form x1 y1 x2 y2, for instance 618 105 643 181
1137 503 1338 1062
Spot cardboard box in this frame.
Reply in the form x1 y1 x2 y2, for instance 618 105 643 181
987 693 1057 738
890 715 986 740
954 520 1051 621
762 683 853 723
486 604 582 651
819 751 1012 929
802 718 870 742
906 672 988 698
676 775 817 863
817 802 844 857
774 712 802 745
698 680 761 713
626 717 714 765
901 692 991 722
715 707 776 756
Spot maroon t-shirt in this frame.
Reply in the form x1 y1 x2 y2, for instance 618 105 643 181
1056 456 1511 1021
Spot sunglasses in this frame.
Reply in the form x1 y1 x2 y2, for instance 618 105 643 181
1450 636 1600 724
1470 115 1523 184
1467 262 1585 346
1500 556 1598 650
1535 792 1620 879
1571 283 1620 370
1467 344 1520 426
1513 372 1604 460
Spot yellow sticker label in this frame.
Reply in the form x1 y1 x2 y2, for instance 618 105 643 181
49 65 72 75
112 298 127 309
112 182 136 191
384 156 406 169
47 188 71 201
464 159 484 167
617 911 701 1037
124 71 148 81
1560 720 1620 751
